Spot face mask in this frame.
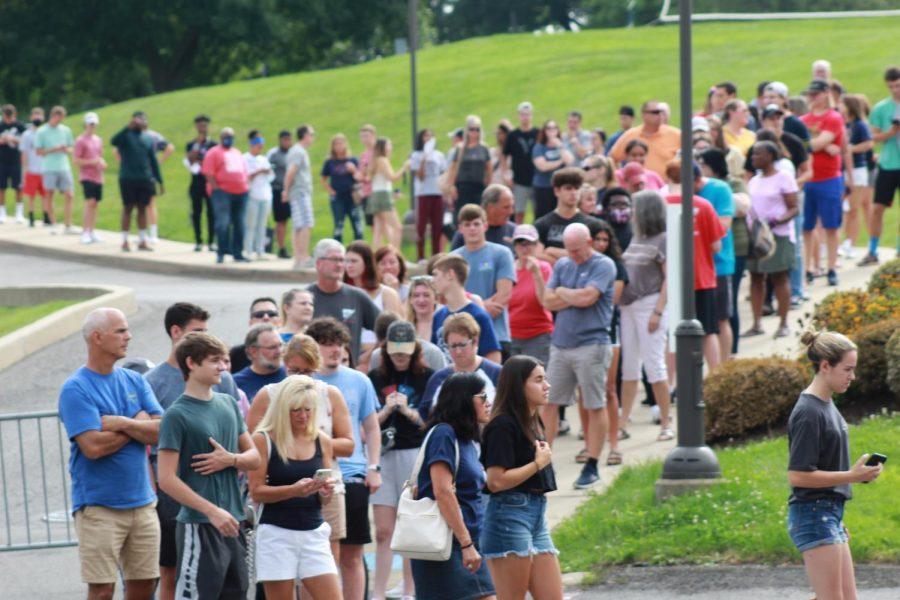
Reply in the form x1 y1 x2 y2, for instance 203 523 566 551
424 138 436 153
32 119 42 126
610 207 632 224
221 136 234 148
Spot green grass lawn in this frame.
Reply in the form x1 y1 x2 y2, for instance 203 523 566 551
0 300 80 337
553 414 899 570
45 17 900 256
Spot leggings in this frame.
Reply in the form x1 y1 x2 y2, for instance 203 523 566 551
189 176 214 246
416 194 444 259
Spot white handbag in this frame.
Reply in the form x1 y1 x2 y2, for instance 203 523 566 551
390 426 459 561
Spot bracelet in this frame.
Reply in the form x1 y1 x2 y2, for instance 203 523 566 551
232 454 238 468
460 541 474 550
653 309 663 317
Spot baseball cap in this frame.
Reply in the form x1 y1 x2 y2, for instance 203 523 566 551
84 112 99 126
278 129 291 138
691 116 710 132
619 105 635 117
220 126 235 137
805 79 830 95
622 162 645 183
512 224 539 243
386 321 417 355
448 127 463 139
517 101 533 112
762 103 785 119
765 81 789 98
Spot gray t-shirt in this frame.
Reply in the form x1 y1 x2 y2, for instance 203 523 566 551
548 252 615 348
286 143 312 197
620 233 667 306
307 283 381 363
453 144 490 184
267 146 290 188
787 393 851 503
370 339 448 372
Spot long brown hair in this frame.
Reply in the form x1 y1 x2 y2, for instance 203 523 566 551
490 355 545 442
344 240 379 291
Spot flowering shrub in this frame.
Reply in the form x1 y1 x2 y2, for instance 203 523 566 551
811 289 900 338
868 258 900 301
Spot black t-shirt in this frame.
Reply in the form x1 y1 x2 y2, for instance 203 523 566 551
606 219 634 252
0 120 26 164
783 115 810 143
534 211 602 249
744 132 808 173
308 283 380 363
481 413 557 495
229 344 249 374
451 222 515 250
185 137 217 178
503 128 539 186
368 367 434 449
787 393 851 503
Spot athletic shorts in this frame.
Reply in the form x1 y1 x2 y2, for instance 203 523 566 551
255 522 337 582
156 488 181 568
176 521 248 599
802 177 843 230
289 190 314 229
547 343 612 409
120 179 155 207
340 480 372 546
713 275 733 322
42 170 73 192
874 167 900 208
0 162 21 189
513 184 534 214
851 166 869 187
695 288 719 336
271 186 291 222
74 502 160 584
22 172 44 196
82 181 103 201
370 447 418 507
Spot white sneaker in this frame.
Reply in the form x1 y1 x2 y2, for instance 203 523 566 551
0 209 6 224
64 225 76 235
80 232 93 244
149 236 159 245
14 214 26 224
650 404 661 425
90 232 102 243
842 199 850 213
385 582 406 599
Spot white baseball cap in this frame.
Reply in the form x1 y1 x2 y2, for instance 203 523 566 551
84 112 99 125
517 101 533 112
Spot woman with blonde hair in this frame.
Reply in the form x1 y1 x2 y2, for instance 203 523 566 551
249 375 342 600
367 137 407 248
447 115 493 222
407 274 439 341
321 133 364 243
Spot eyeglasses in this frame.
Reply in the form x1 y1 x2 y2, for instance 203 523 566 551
474 391 489 405
320 256 345 263
467 127 481 132
643 109 663 115
251 310 279 319
447 340 474 352
287 367 314 376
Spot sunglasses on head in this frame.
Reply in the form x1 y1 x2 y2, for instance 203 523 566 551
252 310 279 319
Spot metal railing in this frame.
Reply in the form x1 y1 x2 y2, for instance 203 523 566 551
0 410 77 552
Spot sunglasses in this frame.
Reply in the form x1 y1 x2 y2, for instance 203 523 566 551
410 275 434 283
643 109 663 115
467 127 481 132
251 310 279 319
474 391 489 405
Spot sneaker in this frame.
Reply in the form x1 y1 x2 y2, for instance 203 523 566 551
14 212 25 225
558 418 571 436
234 256 251 263
194 243 202 252
90 232 102 243
64 225 76 235
842 199 850 213
805 271 814 284
0 210 6 224
216 255 225 264
277 248 290 260
80 232 93 245
790 296 802 308
650 404 661 425
385 581 406 599
121 241 131 252
827 269 838 286
857 254 879 267
149 236 159 245
574 464 600 489
137 241 153 252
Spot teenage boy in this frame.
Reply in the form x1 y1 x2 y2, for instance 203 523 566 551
534 167 602 265
74 112 107 244
431 253 502 364
185 114 217 252
19 107 46 227
0 103 26 223
157 332 261 600
35 105 75 232
503 101 539 223
111 111 163 252
283 124 316 267
267 130 294 258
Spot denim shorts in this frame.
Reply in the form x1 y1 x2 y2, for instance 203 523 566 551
787 497 849 553
480 491 558 560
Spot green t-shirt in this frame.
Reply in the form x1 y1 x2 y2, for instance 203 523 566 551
870 97 900 170
158 392 247 523
35 123 74 173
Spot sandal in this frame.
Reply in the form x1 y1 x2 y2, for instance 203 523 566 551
657 428 675 442
606 450 623 466
742 326 765 338
617 428 631 441
575 448 590 463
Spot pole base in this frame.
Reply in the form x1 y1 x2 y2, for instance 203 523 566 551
659 444 721 480
654 477 722 502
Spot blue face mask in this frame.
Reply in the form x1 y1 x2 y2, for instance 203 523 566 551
221 136 234 148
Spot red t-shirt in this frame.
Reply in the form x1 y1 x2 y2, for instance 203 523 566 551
800 109 845 182
202 145 249 195
509 260 554 339
665 195 725 291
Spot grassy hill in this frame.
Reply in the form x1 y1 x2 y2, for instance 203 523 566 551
60 17 900 253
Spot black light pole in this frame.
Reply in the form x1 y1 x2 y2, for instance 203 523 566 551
656 0 721 496
408 0 419 210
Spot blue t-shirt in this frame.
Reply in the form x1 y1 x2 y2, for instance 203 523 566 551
431 302 501 360
531 142 562 188
233 366 287 403
416 424 486 539
419 360 501 420
58 367 163 512
699 177 735 277
847 119 874 169
320 157 359 194
314 366 377 478
452 242 516 343
548 252 615 348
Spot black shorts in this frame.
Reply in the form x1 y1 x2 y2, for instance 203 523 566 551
341 480 372 546
695 288 719 336
0 162 21 189
156 488 180 568
120 179 155 207
713 275 733 322
271 186 291 222
176 521 248 598
82 181 103 201
874 167 900 208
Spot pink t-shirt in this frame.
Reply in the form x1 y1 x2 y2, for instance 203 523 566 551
614 168 665 190
74 133 103 184
748 170 799 242
202 145 249 195
509 260 554 339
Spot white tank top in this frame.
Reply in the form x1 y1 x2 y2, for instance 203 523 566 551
372 171 392 193
360 287 385 345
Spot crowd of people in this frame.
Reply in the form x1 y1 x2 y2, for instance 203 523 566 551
49 59 900 600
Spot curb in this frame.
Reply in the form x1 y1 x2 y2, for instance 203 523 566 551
0 284 137 372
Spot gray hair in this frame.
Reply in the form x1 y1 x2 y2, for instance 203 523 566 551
314 238 344 260
81 308 124 342
245 323 278 348
481 183 511 207
632 190 667 238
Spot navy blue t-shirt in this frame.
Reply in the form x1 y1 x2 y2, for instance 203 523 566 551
847 119 874 169
432 302 501 359
416 423 486 539
320 157 359 194
233 366 286 403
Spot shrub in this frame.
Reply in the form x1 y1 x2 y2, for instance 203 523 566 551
868 258 900 301
704 357 808 442
887 329 900 400
844 319 900 404
810 289 900 338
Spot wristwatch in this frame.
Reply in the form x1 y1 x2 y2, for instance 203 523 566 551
368 464 382 473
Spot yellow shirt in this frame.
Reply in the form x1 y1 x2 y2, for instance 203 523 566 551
609 125 683 177
724 128 756 156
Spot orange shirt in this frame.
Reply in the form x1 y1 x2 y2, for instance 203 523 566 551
609 125 682 176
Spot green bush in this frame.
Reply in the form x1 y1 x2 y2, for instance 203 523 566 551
868 258 900 301
845 319 900 404
704 358 808 442
887 329 900 400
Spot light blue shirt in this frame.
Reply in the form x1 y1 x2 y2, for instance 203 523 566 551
452 242 517 343
548 252 615 348
700 177 735 277
314 366 377 478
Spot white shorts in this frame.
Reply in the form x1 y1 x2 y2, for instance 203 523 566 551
619 293 668 383
851 166 869 187
255 521 337 582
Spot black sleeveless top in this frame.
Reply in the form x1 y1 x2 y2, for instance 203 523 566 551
259 436 324 531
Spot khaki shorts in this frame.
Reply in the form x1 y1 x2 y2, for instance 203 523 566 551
322 490 346 541
74 502 160 584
